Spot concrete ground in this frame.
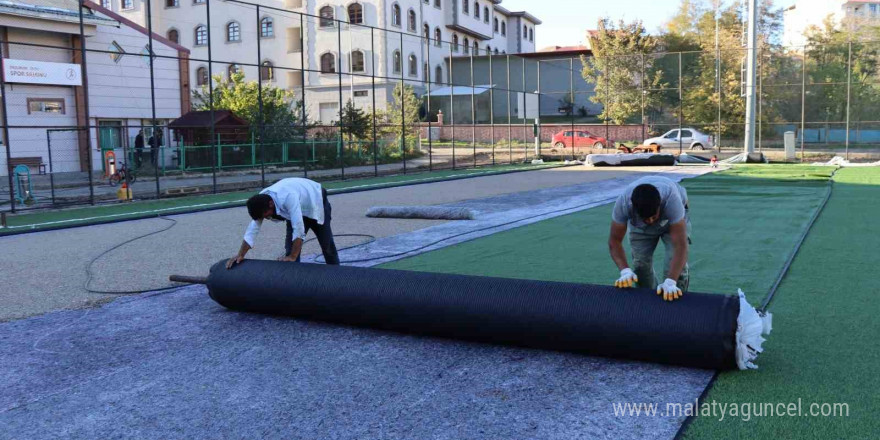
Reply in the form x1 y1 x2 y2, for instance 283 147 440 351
0 164 717 440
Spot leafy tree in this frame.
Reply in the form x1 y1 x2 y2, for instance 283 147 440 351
380 83 421 153
581 19 667 126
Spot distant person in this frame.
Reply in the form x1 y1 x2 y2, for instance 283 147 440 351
148 132 161 166
710 155 718 169
227 177 339 269
134 130 145 168
608 176 690 301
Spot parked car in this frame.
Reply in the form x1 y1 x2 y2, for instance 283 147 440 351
643 128 714 151
551 130 609 149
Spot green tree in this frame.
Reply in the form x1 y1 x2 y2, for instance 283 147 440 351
380 83 421 154
339 100 372 141
581 19 667 126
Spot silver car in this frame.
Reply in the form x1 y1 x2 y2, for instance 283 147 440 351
643 128 714 151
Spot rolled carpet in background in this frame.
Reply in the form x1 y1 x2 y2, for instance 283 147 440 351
207 260 770 370
365 206 476 220
585 153 677 167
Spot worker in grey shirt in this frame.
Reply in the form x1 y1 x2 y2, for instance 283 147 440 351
608 176 690 301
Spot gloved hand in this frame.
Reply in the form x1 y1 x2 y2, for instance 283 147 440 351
657 278 683 301
614 268 638 288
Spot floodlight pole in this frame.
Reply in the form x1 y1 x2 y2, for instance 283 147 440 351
743 0 758 154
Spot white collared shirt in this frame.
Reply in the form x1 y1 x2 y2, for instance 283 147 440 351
243 178 325 247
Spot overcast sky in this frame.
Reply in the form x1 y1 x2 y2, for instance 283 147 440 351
501 0 798 48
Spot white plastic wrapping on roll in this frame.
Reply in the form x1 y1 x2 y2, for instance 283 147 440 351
735 289 774 370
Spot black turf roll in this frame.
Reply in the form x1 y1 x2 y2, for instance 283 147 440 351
207 260 739 370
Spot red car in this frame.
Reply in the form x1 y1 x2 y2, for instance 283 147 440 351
551 130 609 149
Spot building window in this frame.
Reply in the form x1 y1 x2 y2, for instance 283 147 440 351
408 53 417 77
27 98 65 114
434 0 440 8
193 0 204 3
354 90 368 97
474 2 479 19
494 18 498 33
463 37 469 54
392 50 401 73
321 53 336 73
350 50 365 72
435 65 442 84
872 4 878 14
473 41 478 54
261 61 274 80
434 28 441 46
196 66 208 86
122 0 133 9
228 64 241 78
194 25 207 46
529 27 533 42
348 3 363 24
109 41 125 63
462 0 468 15
501 21 506 35
319 6 334 27
486 45 491 54
523 25 527 39
483 6 488 23
166 0 178 7
226 22 241 42
101 0 110 8
423 62 428 82
423 23 430 40
494 48 499 55
167 29 179 43
391 4 401 26
261 17 274 37
452 34 459 51
407 9 416 32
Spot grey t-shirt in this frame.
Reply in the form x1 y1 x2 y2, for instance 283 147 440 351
612 176 688 229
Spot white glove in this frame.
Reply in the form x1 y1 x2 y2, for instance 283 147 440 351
614 268 638 288
657 278 683 301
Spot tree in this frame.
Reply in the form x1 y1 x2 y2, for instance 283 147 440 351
380 83 421 154
192 71 309 143
339 100 372 141
581 19 667 126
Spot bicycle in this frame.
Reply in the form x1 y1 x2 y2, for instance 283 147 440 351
108 161 137 187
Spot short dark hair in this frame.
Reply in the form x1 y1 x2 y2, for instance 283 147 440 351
246 194 272 220
631 184 661 220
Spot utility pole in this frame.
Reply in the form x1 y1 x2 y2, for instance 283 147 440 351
743 0 758 154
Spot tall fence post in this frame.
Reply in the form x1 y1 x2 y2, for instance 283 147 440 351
0 29 15 212
299 13 308 178
77 0 95 205
206 0 217 193
256 4 266 187
146 0 160 199
371 27 378 177
845 40 852 161
800 45 807 162
337 22 345 179
399 31 406 175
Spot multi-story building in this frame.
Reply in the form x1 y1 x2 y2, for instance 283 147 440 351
783 0 879 48
107 0 539 123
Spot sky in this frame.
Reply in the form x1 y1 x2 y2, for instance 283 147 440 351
501 0 798 49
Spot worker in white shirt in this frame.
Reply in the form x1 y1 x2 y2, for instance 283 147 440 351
227 177 339 268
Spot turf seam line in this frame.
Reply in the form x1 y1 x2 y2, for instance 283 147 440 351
672 371 719 440
0 163 566 237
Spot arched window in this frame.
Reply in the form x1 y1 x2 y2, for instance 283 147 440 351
486 45 491 54
321 53 336 73
196 66 208 86
350 50 365 72
228 64 241 78
463 37 469 54
260 61 274 80
501 22 506 35
483 6 488 23
529 28 533 42
434 28 441 47
474 2 480 19
435 65 442 85
260 17 273 38
452 34 459 52
392 50 401 73
319 6 334 27
226 22 240 42
423 62 428 82
194 25 207 46
167 29 179 44
407 9 416 32
493 18 498 33
494 48 499 55
347 3 363 24
423 23 430 40
408 53 417 77
391 4 401 26
434 0 440 8
523 25 527 39
473 40 478 54
462 0 468 14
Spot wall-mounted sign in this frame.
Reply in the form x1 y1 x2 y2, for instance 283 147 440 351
2 59 82 86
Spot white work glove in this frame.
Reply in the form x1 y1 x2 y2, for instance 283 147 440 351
657 278 683 301
614 268 638 288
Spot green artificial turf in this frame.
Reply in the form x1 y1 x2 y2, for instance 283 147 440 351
682 167 880 439
1 162 561 233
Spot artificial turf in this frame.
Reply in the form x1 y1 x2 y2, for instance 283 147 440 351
0 162 561 234
381 164 876 438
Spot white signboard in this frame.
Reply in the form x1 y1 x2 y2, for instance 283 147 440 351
517 92 539 119
2 59 82 86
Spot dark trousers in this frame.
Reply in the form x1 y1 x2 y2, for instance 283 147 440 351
285 188 339 265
